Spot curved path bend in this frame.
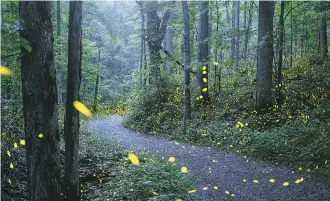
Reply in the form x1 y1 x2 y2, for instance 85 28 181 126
84 116 330 201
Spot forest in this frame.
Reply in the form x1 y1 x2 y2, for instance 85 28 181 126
1 1 330 201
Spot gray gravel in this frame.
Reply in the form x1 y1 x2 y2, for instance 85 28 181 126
84 116 330 201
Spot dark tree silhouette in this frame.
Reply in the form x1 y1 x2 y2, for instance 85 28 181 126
64 1 82 201
20 1 61 200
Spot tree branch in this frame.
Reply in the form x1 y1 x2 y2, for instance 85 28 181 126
284 1 309 21
1 53 19 59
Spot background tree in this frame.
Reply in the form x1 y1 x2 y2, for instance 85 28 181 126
138 2 146 86
145 2 170 85
92 47 101 112
56 1 63 105
231 1 240 69
196 1 209 104
277 1 285 106
243 2 253 61
19 1 61 200
319 1 328 60
164 8 176 72
64 1 82 201
182 0 191 121
255 1 274 111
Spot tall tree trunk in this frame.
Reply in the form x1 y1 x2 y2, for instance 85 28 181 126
165 11 176 72
317 27 321 53
243 2 253 61
214 0 219 94
146 3 170 85
277 1 284 106
231 1 240 68
256 1 274 111
320 1 328 60
231 1 236 60
301 11 305 57
182 0 191 120
19 2 61 201
56 0 63 105
242 1 247 59
234 1 240 68
143 23 148 85
196 1 210 104
64 2 82 201
56 1 61 37
139 3 145 86
190 25 195 59
290 2 293 67
93 49 100 112
225 1 231 26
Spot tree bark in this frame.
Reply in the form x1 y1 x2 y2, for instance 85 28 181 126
146 2 170 85
242 1 247 59
234 1 240 68
64 1 82 201
165 10 176 72
277 1 285 106
139 3 144 86
320 1 328 60
182 0 191 120
231 1 236 60
196 1 210 104
214 0 219 94
243 2 253 61
256 1 274 111
93 48 100 112
56 0 63 106
19 2 61 201
290 2 293 67
225 1 231 26
231 1 240 68
56 1 61 37
143 23 148 85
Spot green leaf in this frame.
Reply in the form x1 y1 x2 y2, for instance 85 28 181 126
20 37 32 53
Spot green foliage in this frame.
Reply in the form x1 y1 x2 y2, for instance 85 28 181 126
246 124 330 169
125 51 330 179
90 99 128 118
123 80 182 133
79 131 196 201
20 37 32 53
112 159 195 201
2 128 196 201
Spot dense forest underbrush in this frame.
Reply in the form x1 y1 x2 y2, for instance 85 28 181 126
124 55 330 180
2 129 195 201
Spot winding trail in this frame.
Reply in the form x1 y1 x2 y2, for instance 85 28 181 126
84 116 329 201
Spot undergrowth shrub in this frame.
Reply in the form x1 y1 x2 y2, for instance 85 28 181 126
112 160 195 201
79 131 196 201
246 124 330 165
124 53 330 178
123 81 182 133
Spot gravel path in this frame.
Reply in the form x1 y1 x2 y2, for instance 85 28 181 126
84 116 329 201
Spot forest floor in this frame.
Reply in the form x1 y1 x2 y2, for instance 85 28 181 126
84 115 330 201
